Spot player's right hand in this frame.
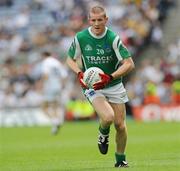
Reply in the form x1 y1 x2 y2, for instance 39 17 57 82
77 71 88 89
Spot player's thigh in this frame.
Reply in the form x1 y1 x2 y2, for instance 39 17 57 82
92 97 114 121
110 103 126 125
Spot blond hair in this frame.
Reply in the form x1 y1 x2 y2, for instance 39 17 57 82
88 6 107 18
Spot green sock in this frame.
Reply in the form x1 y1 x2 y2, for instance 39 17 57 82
99 125 110 135
115 153 126 163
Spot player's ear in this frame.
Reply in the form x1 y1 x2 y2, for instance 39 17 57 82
105 16 108 23
88 16 92 24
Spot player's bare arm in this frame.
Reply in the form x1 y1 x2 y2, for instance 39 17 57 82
66 56 87 89
66 57 81 74
111 57 135 79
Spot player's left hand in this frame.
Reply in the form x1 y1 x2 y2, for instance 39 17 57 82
93 73 113 90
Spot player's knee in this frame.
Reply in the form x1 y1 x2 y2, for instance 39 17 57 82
102 113 114 125
114 122 126 133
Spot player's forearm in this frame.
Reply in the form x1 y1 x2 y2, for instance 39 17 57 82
111 57 135 79
66 57 82 74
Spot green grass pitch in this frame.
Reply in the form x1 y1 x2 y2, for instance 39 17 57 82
0 120 180 171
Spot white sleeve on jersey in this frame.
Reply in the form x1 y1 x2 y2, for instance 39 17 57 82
112 35 123 61
73 36 82 59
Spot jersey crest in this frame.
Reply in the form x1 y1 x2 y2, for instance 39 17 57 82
85 44 93 51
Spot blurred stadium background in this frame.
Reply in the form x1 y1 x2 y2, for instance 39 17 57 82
0 0 180 170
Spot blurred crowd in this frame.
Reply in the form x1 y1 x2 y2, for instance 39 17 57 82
126 38 180 107
0 0 179 109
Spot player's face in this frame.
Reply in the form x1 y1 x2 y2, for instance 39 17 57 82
89 12 108 36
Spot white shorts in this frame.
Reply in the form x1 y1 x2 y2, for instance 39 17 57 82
84 83 129 104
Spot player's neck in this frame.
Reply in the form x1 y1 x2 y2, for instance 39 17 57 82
88 27 107 39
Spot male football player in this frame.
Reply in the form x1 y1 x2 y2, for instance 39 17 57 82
41 51 68 135
66 6 135 167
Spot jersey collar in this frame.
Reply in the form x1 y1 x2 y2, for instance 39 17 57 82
88 27 108 39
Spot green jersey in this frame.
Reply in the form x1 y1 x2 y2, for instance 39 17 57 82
68 27 131 87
